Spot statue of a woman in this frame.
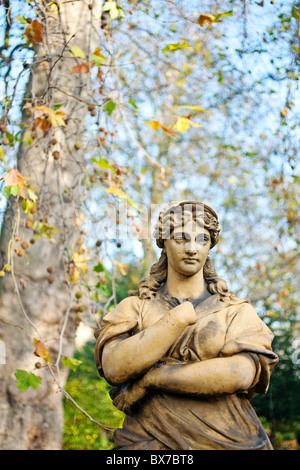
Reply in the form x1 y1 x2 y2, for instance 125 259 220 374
95 201 278 450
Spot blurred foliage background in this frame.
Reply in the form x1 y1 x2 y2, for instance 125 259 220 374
0 0 299 450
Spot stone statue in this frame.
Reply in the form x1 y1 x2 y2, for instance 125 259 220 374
95 201 278 450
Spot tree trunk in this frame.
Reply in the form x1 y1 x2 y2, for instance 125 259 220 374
0 1 102 450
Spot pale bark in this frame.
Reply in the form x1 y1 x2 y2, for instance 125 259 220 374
0 1 102 450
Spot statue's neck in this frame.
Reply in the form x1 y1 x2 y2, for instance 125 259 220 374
165 268 210 301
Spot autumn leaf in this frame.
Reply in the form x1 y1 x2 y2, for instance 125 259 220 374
198 10 233 27
103 1 125 21
24 19 43 46
34 338 51 365
179 105 206 112
162 43 192 53
35 116 52 135
105 187 139 209
144 121 175 137
280 107 289 118
33 221 59 241
113 260 128 276
69 251 88 284
71 62 89 74
27 188 38 203
0 145 5 163
3 169 27 198
172 116 201 132
215 10 234 22
70 46 86 58
91 155 116 173
34 106 67 128
197 14 216 26
90 47 107 66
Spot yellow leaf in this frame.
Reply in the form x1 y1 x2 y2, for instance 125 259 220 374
144 121 175 137
173 117 201 132
71 46 86 58
105 188 139 209
48 2 62 14
92 47 107 60
70 251 88 284
34 106 66 128
144 121 159 130
53 111 67 127
113 261 128 276
179 105 206 111
0 145 5 163
198 14 215 26
27 188 38 203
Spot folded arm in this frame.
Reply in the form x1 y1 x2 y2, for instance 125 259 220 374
101 301 196 385
113 353 257 414
143 353 256 395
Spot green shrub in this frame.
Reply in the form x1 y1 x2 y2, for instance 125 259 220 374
63 341 124 450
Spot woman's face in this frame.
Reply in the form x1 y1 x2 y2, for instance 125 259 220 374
164 219 211 277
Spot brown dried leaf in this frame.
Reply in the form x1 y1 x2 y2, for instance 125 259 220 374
24 19 43 46
34 116 52 134
197 14 215 26
71 62 90 74
33 339 51 365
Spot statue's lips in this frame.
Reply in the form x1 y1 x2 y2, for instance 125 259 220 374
183 258 198 263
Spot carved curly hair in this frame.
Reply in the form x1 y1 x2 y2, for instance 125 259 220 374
132 201 234 301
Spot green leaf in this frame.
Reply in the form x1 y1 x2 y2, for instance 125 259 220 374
70 46 86 58
5 131 15 146
15 370 41 390
22 130 33 146
62 356 83 372
93 263 105 273
90 54 106 67
10 185 20 197
100 284 111 297
3 187 11 198
91 156 116 173
215 10 233 22
103 1 125 20
15 15 28 25
162 42 192 53
103 100 116 116
53 103 64 111
128 98 138 110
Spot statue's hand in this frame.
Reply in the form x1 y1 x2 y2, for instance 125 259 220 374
110 380 147 415
169 301 196 327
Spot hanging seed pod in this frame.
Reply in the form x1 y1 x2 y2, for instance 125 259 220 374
52 150 60 160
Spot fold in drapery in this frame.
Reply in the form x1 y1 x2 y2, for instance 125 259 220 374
95 292 278 450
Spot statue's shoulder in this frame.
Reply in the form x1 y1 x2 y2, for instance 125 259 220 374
117 294 143 309
225 296 262 321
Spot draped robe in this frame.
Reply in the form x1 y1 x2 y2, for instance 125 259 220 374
95 292 278 450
